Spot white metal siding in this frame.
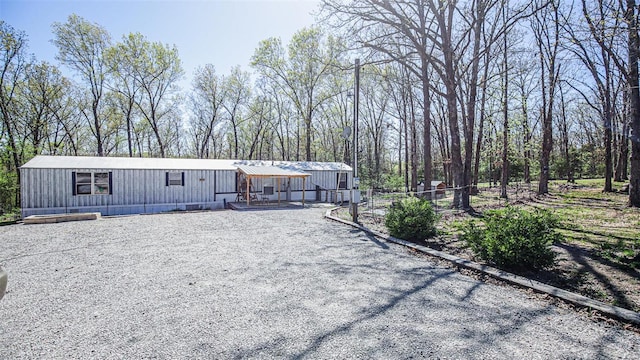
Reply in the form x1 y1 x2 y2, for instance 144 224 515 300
307 170 352 191
216 170 236 194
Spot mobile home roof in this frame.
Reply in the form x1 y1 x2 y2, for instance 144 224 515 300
21 156 352 172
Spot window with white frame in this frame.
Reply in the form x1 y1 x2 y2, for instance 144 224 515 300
73 172 111 195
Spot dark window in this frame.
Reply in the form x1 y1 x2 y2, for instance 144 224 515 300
167 172 184 186
337 173 347 190
76 172 92 195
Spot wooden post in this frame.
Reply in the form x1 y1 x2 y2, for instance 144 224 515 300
246 175 250 206
277 177 281 206
302 177 306 207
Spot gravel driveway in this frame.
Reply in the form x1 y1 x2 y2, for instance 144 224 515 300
1 206 638 358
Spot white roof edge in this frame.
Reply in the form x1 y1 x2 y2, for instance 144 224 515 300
21 155 353 172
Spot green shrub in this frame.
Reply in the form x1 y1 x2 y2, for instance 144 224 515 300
0 169 18 213
382 174 405 192
460 207 561 271
385 197 439 241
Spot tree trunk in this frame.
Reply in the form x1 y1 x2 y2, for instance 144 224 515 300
422 58 432 200
409 85 418 192
615 117 629 181
539 106 552 194
466 0 485 202
500 28 509 199
404 109 409 192
536 3 559 195
523 98 531 183
441 32 465 208
559 85 574 183
604 90 613 190
473 53 491 191
628 0 640 206
93 100 104 156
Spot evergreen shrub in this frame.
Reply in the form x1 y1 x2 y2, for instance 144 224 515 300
460 207 560 271
384 197 439 241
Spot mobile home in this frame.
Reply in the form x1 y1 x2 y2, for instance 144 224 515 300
20 156 354 217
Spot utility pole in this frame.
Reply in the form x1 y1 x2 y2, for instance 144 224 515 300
351 59 360 223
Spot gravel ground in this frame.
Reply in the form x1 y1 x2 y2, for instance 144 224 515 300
1 206 639 359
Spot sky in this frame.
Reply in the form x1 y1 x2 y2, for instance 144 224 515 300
0 0 320 87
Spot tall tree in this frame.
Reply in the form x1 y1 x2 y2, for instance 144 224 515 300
189 64 225 159
52 14 111 156
532 1 561 195
360 66 389 186
563 0 622 191
500 4 510 199
129 34 183 158
582 0 640 205
0 20 27 184
625 0 640 206
322 0 436 198
0 21 28 208
252 27 340 161
105 33 145 157
22 61 70 156
222 66 250 159
323 0 537 208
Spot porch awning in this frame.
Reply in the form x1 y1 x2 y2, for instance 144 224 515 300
236 165 311 207
237 165 310 178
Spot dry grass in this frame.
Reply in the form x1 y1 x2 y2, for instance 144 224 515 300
347 179 640 313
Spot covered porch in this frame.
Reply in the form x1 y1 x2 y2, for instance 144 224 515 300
235 165 311 207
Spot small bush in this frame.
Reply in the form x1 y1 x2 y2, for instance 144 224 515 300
385 197 439 241
382 174 405 192
460 207 561 271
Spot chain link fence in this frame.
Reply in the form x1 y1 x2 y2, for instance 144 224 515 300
357 182 540 221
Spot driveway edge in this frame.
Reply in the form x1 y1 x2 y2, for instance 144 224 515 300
324 209 640 326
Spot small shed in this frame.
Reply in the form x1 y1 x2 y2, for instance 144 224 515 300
417 181 446 196
431 180 446 195
20 156 354 217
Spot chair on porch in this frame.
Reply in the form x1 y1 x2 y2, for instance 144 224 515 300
238 177 259 203
261 185 274 204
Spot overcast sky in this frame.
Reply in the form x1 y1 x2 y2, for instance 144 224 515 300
1 0 320 87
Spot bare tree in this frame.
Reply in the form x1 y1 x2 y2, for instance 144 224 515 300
562 0 624 191
189 64 225 159
532 0 561 195
221 66 250 159
582 0 640 205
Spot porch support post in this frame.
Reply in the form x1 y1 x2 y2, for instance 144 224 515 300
302 177 306 207
277 177 281 206
246 175 250 206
